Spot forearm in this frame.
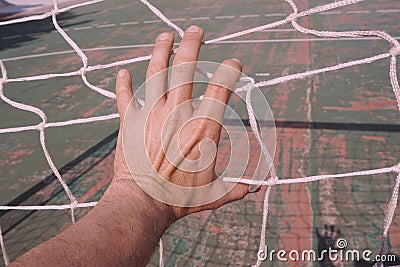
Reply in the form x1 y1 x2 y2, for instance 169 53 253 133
12 179 174 267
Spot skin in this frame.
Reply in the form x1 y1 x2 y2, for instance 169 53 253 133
11 25 252 267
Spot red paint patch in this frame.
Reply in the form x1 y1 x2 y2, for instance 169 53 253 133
209 223 222 235
361 135 386 142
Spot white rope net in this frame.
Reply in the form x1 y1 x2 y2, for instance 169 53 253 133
0 0 399 266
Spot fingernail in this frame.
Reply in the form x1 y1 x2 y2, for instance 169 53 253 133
118 69 126 77
187 25 200 33
158 32 170 41
232 58 241 65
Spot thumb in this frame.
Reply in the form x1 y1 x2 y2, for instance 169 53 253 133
116 69 135 119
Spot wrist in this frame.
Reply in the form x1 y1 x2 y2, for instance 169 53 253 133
102 178 177 227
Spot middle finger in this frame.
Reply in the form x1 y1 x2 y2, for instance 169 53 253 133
168 25 204 106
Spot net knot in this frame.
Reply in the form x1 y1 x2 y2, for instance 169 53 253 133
269 175 279 185
236 82 255 93
37 122 45 131
79 67 87 75
239 76 255 84
50 9 59 16
236 76 256 93
389 46 400 57
71 200 78 210
393 163 400 174
287 13 297 22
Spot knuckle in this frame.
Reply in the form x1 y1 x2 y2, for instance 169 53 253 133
116 88 131 99
174 62 196 74
238 187 248 200
209 76 233 90
175 45 199 59
195 120 208 134
146 65 164 79
208 80 231 92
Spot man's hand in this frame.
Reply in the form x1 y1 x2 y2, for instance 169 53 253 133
113 25 250 220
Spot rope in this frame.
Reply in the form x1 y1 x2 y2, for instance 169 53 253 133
0 226 9 266
223 164 399 186
159 238 164 267
380 173 400 259
0 0 399 265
